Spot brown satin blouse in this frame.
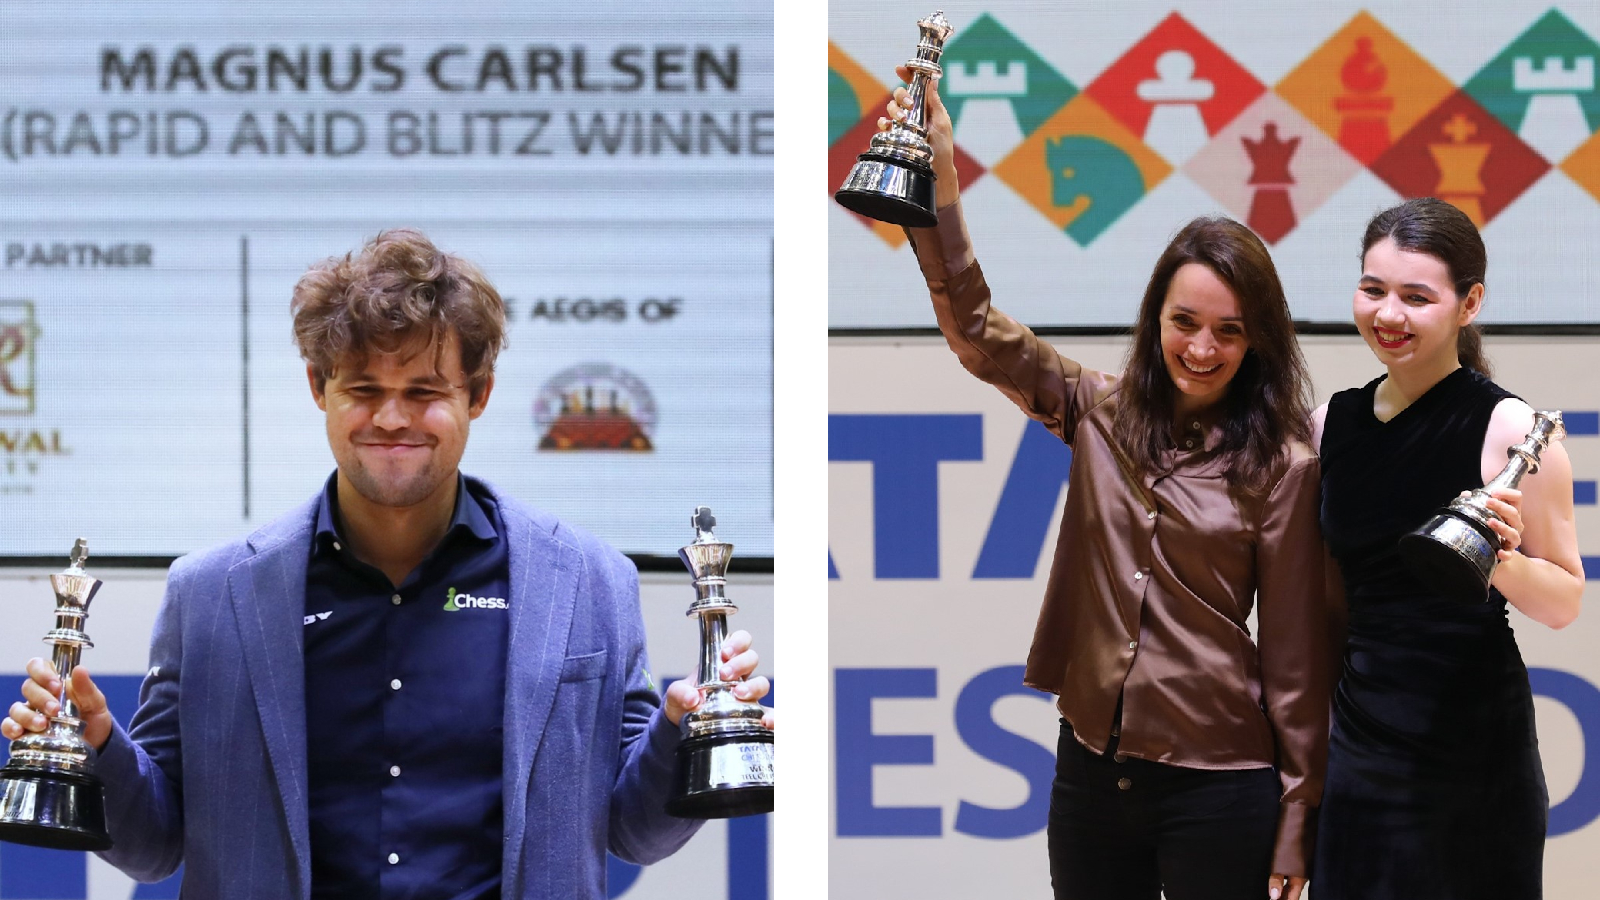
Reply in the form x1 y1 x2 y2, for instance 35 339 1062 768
907 202 1331 877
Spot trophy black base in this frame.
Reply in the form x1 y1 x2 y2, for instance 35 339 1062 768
0 766 113 851
1398 511 1498 602
834 154 938 228
666 731 775 819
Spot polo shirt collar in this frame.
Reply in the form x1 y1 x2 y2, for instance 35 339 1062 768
312 471 498 557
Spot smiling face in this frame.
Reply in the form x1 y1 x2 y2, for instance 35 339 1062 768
310 333 492 510
1355 236 1482 371
1158 262 1250 413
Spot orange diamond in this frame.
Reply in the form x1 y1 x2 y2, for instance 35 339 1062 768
1276 11 1456 166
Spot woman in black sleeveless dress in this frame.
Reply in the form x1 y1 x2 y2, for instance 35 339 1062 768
1311 198 1584 899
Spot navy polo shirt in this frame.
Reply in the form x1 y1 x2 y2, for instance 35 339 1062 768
303 472 510 900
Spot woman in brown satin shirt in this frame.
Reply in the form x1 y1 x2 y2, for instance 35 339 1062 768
883 71 1331 900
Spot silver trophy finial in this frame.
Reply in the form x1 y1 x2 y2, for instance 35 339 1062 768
69 539 87 571
692 507 717 541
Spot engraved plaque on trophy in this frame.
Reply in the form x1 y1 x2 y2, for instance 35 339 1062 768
0 540 113 850
1399 411 1565 601
666 508 774 818
833 10 954 227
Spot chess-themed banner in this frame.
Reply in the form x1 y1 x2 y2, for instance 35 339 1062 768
829 335 1600 899
829 1 1600 327
0 568 774 900
0 0 773 558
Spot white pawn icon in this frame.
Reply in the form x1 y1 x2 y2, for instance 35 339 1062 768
1136 50 1214 165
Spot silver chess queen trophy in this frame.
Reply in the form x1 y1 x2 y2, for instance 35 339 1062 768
0 540 113 850
1399 411 1566 601
666 508 774 818
833 10 954 227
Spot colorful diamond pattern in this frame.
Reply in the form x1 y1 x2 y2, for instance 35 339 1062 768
994 94 1171 246
1371 90 1550 227
829 9 1600 247
1184 93 1362 244
1085 12 1265 166
1275 11 1457 168
1462 9 1600 164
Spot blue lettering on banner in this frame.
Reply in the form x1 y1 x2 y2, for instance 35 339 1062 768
833 667 1600 842
1563 411 1598 436
832 410 1600 580
1567 410 1600 580
1529 668 1600 836
1568 411 1597 513
1576 481 1597 505
834 668 941 836
1 675 772 899
828 414 983 579
973 420 1072 580
951 666 1054 838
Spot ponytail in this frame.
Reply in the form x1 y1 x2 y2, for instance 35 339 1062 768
1457 322 1491 378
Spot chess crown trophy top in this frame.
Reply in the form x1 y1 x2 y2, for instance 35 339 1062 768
679 507 735 614
43 538 101 650
51 539 101 610
1454 409 1565 521
1500 410 1564 482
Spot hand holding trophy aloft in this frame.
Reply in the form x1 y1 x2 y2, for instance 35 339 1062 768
0 540 114 850
1399 411 1565 601
834 10 955 227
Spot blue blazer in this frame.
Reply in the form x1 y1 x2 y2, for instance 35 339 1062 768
93 478 702 899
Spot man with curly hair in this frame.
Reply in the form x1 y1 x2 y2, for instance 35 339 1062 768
4 229 772 900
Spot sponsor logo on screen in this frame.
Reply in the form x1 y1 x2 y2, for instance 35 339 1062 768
0 301 37 415
532 362 657 452
0 301 71 493
830 8 1600 245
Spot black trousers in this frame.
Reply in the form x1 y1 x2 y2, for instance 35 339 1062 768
1048 720 1281 900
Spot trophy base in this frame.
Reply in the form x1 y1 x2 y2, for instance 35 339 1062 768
834 154 938 228
666 730 775 819
0 765 112 851
1398 511 1498 602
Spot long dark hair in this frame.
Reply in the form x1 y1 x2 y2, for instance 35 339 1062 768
1360 197 1491 377
1113 217 1312 493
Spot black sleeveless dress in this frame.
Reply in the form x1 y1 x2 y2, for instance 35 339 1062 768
1314 368 1547 899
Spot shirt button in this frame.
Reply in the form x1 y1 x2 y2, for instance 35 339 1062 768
1184 439 1195 448
390 679 402 691
1114 753 1126 764
390 765 401 777
332 541 342 551
1146 511 1156 519
1190 421 1201 431
388 853 400 865
1129 641 1138 650
391 593 402 605
1117 777 1133 790
1133 571 1144 580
